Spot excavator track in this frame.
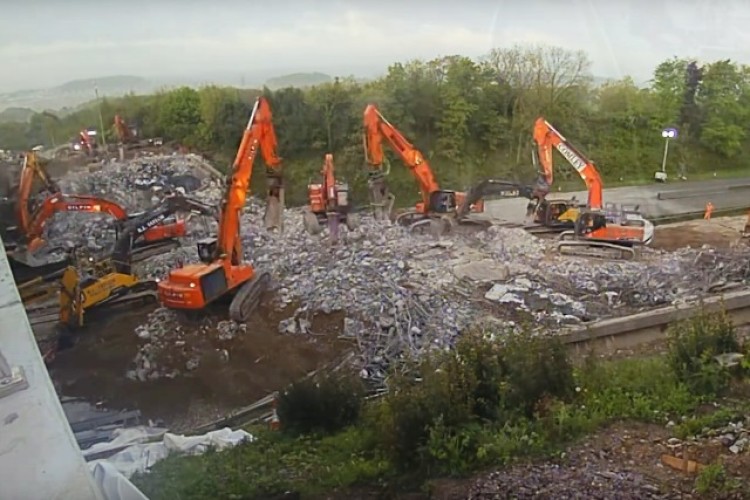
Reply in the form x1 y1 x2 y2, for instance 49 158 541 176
556 231 636 260
131 239 181 262
229 271 271 322
395 210 428 228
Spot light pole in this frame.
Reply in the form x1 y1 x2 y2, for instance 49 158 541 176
655 127 678 182
94 84 107 148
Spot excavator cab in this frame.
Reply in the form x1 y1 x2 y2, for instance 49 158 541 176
196 237 218 264
574 210 607 237
428 190 458 214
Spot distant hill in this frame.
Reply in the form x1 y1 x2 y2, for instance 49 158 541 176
264 72 333 90
0 107 34 123
0 75 158 114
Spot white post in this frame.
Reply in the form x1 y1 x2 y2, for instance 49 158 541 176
661 138 670 174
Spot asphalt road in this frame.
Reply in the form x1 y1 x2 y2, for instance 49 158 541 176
484 176 750 224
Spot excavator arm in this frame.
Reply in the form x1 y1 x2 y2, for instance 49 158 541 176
218 96 281 264
16 152 60 238
112 194 217 274
24 193 187 253
457 180 536 218
363 104 440 211
114 115 134 144
79 130 93 155
533 118 604 210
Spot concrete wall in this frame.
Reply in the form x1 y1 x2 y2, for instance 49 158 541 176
0 236 103 500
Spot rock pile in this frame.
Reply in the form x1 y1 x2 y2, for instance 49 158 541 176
43 154 750 385
468 463 674 499
666 415 750 456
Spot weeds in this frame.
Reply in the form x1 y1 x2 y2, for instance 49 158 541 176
695 462 742 497
277 370 366 435
667 309 739 396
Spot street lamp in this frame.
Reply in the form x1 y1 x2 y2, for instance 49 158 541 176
655 127 678 182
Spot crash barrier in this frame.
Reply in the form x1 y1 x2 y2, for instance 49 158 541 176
657 183 750 201
561 288 750 355
647 205 750 226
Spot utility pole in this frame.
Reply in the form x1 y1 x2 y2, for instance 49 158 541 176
94 84 107 148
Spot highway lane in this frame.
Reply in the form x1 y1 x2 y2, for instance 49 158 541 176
483 176 750 224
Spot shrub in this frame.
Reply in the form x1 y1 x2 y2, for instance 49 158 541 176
277 370 366 435
497 332 575 419
371 329 576 472
667 309 740 396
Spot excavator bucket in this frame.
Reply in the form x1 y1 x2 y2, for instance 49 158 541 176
367 176 395 221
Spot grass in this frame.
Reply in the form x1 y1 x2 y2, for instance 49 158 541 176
132 311 750 499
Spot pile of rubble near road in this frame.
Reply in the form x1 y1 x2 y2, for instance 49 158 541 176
38 154 750 385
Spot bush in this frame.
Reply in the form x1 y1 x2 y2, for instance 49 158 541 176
371 330 576 472
277 370 366 435
667 309 740 396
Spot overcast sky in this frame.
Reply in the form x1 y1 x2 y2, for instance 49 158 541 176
2 0 750 92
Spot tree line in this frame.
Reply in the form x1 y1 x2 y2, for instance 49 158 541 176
2 44 750 206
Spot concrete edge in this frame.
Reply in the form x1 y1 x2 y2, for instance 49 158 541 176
561 289 750 346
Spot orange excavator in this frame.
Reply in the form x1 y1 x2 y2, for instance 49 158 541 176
8 152 185 277
302 153 360 235
157 96 279 322
114 115 136 144
77 130 95 156
22 193 186 254
363 104 485 234
531 118 654 259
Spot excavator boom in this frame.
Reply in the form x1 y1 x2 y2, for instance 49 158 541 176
363 104 440 210
533 117 604 210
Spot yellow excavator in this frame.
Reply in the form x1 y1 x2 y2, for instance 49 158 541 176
57 193 217 329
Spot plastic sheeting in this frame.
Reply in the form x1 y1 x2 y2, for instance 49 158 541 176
86 426 255 500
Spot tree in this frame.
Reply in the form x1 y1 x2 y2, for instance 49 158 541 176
698 60 747 157
157 87 202 145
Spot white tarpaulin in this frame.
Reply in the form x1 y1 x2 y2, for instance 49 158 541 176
86 426 255 500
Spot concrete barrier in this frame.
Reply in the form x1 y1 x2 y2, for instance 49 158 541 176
657 184 750 200
561 288 750 354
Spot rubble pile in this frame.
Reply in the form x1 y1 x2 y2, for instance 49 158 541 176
35 154 219 257
58 153 214 211
666 415 750 456
43 154 750 385
468 463 673 499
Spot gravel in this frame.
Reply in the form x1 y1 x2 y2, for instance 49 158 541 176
38 153 750 386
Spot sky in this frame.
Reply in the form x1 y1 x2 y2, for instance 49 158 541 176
2 0 750 92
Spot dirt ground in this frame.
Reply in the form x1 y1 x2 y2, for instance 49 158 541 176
316 420 750 500
652 216 747 251
47 302 351 431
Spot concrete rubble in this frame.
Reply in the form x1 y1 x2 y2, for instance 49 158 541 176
468 463 675 499
37 154 750 386
665 414 750 456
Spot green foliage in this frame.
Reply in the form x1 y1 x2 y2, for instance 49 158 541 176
6 46 750 204
157 87 202 145
695 463 742 496
667 309 740 396
371 331 575 473
277 370 366 435
133 426 389 499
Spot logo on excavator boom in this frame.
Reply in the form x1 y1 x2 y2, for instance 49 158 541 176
555 144 586 172
67 204 96 211
137 213 167 233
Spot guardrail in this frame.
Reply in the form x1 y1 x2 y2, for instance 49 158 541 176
647 205 749 226
657 184 750 201
561 288 750 354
